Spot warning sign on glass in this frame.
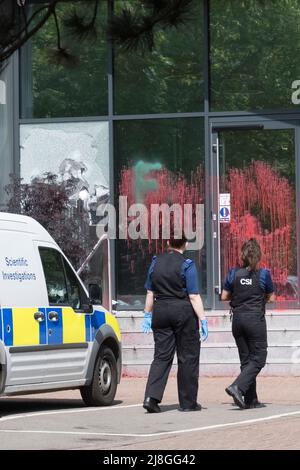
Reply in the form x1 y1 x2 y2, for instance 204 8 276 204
219 193 231 223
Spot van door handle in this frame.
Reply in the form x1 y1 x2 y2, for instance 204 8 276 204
34 311 45 322
48 311 59 322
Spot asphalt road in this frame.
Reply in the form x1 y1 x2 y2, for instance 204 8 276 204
0 377 300 450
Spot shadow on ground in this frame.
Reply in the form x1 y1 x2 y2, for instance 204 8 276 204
0 398 123 417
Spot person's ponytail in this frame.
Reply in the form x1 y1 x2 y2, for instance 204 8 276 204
241 238 262 271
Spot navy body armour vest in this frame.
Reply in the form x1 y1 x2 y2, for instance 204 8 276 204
230 268 266 315
151 251 187 300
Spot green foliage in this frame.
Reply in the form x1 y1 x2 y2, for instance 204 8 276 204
109 0 194 52
220 129 296 185
22 0 203 117
114 0 204 114
115 118 205 177
23 1 108 118
210 0 300 110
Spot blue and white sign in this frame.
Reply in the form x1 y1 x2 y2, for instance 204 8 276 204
220 206 230 222
219 193 231 223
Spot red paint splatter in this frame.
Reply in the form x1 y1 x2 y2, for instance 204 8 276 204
119 165 205 257
119 161 296 300
221 161 295 298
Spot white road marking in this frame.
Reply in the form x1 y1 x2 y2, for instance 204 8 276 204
0 409 300 438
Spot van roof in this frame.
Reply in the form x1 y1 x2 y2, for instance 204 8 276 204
0 212 56 244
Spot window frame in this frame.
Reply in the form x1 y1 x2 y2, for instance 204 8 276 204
39 246 89 311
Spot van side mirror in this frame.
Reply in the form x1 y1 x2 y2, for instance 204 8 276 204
89 283 102 304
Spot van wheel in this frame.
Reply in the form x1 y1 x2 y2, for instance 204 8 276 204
80 346 118 406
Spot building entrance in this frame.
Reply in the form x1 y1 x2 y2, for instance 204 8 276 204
211 119 299 308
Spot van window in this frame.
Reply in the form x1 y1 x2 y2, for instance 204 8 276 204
63 258 83 310
39 248 86 309
39 248 68 305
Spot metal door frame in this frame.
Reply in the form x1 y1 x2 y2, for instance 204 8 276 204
209 116 300 310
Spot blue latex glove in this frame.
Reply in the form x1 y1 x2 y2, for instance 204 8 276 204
142 312 152 334
200 319 208 341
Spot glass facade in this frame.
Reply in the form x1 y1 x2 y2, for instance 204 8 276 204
218 129 297 302
210 0 300 111
20 1 108 118
115 118 206 308
20 121 110 215
1 0 300 309
114 0 204 114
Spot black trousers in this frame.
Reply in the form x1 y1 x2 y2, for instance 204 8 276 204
232 312 268 404
144 298 200 409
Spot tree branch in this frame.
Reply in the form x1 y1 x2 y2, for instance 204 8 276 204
53 7 62 50
0 0 195 70
108 0 194 52
0 0 59 64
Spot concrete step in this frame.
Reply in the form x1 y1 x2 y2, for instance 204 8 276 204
117 311 300 331
117 310 300 318
122 362 300 378
121 329 300 346
122 343 300 363
117 311 300 377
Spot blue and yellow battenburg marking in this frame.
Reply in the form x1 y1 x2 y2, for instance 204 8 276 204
91 309 121 342
0 307 121 347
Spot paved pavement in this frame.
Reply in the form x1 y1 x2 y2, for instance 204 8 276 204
0 377 300 450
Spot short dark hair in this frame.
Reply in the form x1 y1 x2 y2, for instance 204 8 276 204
168 227 187 249
241 238 262 271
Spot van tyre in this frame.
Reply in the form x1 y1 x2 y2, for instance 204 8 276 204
80 346 118 406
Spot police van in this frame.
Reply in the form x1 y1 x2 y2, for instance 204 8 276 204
0 212 121 406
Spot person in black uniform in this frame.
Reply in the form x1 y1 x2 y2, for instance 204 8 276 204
141 232 208 413
221 238 275 409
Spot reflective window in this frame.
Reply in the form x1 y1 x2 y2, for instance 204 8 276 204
20 121 110 215
39 248 69 305
210 0 300 111
19 121 110 269
114 0 204 114
218 128 297 303
40 247 86 309
20 1 108 118
63 258 83 310
115 118 206 309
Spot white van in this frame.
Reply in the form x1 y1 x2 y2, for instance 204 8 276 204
0 212 121 406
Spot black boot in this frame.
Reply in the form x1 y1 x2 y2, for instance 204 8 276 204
178 403 202 412
245 398 266 409
143 397 161 413
225 385 246 409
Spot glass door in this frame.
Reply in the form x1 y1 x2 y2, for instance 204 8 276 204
211 121 299 308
